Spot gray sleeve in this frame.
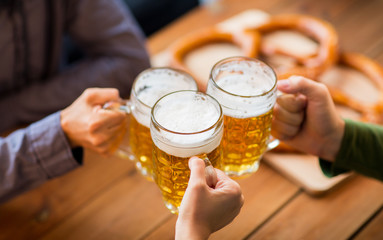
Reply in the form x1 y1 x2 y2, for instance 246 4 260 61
0 112 79 203
0 0 150 132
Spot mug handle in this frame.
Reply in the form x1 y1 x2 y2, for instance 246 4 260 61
200 154 218 188
103 99 134 114
103 100 136 161
267 137 280 151
266 90 285 151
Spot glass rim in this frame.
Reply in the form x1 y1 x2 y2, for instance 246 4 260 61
132 67 198 110
209 56 277 98
151 90 223 135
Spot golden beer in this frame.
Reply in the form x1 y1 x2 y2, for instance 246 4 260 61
153 144 222 212
207 57 277 177
117 68 197 181
221 109 273 175
128 115 152 177
151 91 223 213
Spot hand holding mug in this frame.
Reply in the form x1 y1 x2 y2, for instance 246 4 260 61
60 88 127 155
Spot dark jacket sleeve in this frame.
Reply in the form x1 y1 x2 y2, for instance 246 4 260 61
319 119 383 182
0 0 150 132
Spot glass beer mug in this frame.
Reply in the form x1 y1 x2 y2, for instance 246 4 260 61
150 90 223 213
105 68 198 181
206 56 279 178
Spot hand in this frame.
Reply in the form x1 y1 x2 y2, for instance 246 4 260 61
60 88 127 155
272 89 307 140
176 157 244 240
271 76 345 161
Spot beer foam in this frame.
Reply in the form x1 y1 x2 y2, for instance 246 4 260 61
151 92 223 158
207 59 277 118
132 69 197 127
216 74 270 96
135 69 197 107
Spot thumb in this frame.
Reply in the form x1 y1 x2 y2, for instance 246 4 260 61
188 157 207 186
277 76 327 102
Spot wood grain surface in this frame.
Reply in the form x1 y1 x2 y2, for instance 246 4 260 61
1 0 383 239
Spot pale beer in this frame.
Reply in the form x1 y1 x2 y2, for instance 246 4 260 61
151 91 223 213
119 68 197 180
207 57 277 177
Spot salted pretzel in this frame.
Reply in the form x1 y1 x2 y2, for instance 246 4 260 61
169 27 260 91
252 14 339 80
318 52 383 124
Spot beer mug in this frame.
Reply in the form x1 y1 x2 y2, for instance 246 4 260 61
206 56 278 178
150 90 223 213
105 68 198 181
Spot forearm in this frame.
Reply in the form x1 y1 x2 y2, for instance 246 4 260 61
0 112 80 203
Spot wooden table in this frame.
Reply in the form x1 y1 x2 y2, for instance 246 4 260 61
1 0 383 239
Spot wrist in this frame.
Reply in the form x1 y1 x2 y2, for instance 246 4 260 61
60 109 78 148
320 118 345 162
175 218 211 240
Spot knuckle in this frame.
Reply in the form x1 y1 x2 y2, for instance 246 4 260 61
188 182 206 192
110 88 119 97
293 76 306 85
90 136 103 147
239 193 245 206
83 88 95 97
111 111 127 122
229 182 243 198
97 146 110 155
88 120 102 133
82 88 96 101
317 82 328 92
88 132 107 148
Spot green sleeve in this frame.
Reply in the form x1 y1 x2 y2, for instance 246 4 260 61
319 119 383 182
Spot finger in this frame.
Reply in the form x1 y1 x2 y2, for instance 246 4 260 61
271 117 300 140
93 108 127 131
84 88 121 105
188 157 207 186
214 168 234 189
273 103 304 126
203 158 218 188
214 169 243 200
277 93 307 113
277 76 328 101
215 168 231 181
92 128 126 155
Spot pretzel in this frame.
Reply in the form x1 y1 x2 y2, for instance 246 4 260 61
252 14 339 80
169 27 260 91
318 52 383 124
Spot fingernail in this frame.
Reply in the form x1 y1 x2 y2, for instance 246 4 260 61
188 156 201 168
277 79 290 89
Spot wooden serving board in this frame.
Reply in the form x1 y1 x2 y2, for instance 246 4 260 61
149 9 381 196
262 153 353 196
